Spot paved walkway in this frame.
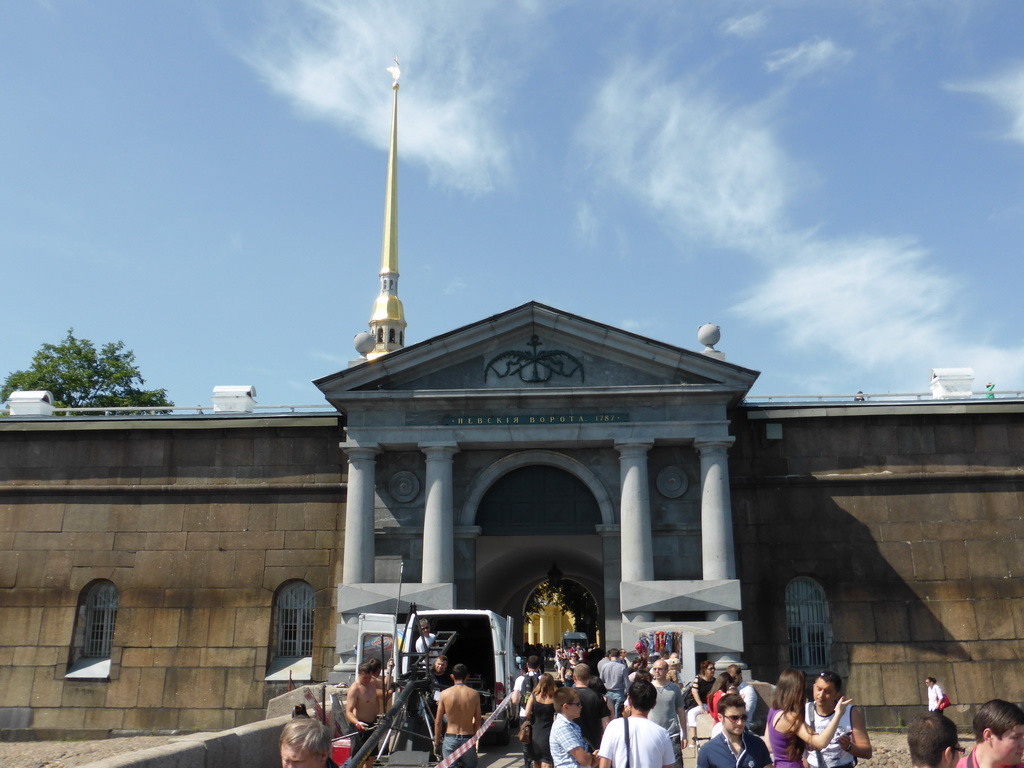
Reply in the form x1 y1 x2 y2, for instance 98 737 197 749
476 741 528 768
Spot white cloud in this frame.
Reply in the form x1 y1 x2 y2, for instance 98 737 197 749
574 202 598 248
243 0 548 194
948 63 1024 144
444 279 467 295
732 237 1024 390
619 318 647 332
721 11 767 39
310 349 347 365
578 60 793 247
579 58 1024 393
765 38 853 79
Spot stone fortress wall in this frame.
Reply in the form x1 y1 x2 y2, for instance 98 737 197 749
731 403 1024 727
2 402 1024 732
0 415 344 733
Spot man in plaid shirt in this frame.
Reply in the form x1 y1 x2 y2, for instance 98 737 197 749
551 687 600 768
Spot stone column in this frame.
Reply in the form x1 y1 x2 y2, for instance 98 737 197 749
421 443 459 584
342 444 381 584
697 439 736 582
697 438 740 666
616 441 655 584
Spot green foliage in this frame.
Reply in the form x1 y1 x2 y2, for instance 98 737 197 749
2 329 172 410
524 579 599 640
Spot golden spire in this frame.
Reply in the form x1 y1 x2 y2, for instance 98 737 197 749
367 58 407 361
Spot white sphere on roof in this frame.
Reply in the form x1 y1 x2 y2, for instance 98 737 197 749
354 332 376 356
697 323 721 348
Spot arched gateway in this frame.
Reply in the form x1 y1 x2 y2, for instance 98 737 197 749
471 457 607 642
315 302 759 678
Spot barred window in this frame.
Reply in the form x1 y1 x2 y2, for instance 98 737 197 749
67 580 118 679
786 577 830 669
83 581 119 657
275 581 314 658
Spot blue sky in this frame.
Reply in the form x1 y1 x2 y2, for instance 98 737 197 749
3 1 1024 407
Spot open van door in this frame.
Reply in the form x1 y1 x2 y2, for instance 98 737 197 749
504 615 516 692
355 613 397 670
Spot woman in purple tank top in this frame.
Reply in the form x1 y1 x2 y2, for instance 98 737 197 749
767 669 852 768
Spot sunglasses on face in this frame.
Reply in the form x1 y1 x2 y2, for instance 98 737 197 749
724 714 749 723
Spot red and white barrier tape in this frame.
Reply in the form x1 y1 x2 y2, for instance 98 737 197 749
434 691 514 768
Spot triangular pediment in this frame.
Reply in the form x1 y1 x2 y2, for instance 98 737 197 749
315 303 758 412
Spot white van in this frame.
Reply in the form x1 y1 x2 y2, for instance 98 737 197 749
405 609 516 744
357 609 515 744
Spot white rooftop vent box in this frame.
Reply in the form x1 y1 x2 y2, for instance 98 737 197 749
930 368 974 400
211 385 257 413
7 390 55 417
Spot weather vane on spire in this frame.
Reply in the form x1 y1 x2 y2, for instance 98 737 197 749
386 57 400 87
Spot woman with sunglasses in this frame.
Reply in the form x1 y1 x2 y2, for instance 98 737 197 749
767 669 852 768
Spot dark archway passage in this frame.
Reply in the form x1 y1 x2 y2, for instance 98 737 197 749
476 465 603 535
473 463 607 645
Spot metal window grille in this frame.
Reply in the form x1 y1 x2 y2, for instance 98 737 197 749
786 577 830 669
276 582 314 657
84 582 118 658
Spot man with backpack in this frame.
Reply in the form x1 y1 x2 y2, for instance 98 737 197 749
514 655 543 768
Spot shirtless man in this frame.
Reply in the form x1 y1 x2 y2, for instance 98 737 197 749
346 662 380 767
366 657 395 712
434 663 482 768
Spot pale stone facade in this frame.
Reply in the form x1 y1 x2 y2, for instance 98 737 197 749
318 303 756 679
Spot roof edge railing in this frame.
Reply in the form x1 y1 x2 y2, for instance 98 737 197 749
1 404 335 418
743 389 1024 405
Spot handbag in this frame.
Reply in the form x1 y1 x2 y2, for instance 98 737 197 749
938 694 951 711
517 721 532 745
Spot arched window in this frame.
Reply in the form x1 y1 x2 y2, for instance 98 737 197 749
67 580 118 679
267 581 315 682
785 577 830 669
388 328 396 344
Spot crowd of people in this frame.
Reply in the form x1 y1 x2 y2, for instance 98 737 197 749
276 652 1024 768
513 649 770 768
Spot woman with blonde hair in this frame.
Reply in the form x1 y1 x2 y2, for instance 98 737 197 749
525 672 558 768
768 668 852 768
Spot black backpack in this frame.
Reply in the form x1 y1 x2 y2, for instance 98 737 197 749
681 677 697 710
521 672 539 704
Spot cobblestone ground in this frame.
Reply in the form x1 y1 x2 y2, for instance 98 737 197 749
0 731 973 768
0 735 178 768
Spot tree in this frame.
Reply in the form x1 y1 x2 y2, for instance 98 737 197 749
524 579 599 641
2 329 172 410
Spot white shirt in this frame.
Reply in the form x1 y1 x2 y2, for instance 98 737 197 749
738 682 758 720
927 683 945 712
598 716 675 768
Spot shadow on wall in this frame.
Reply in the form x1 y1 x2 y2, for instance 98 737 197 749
735 479 985 721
